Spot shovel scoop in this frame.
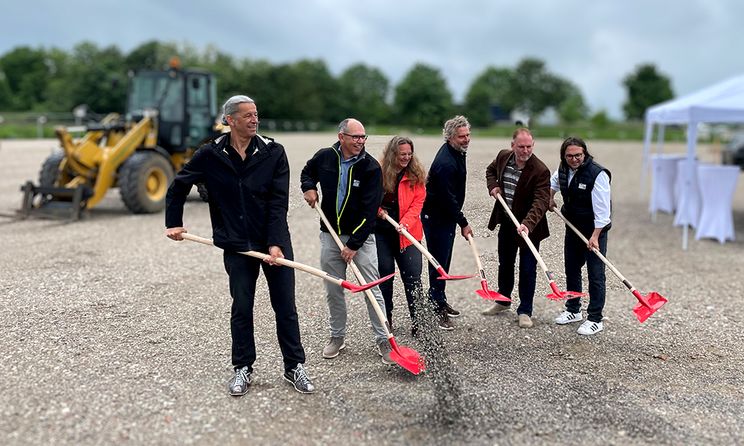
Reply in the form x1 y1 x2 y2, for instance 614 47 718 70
388 337 426 374
547 280 586 301
466 234 510 302
631 290 668 323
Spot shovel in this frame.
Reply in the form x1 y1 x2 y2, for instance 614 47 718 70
465 234 511 302
495 193 584 301
552 208 668 323
316 206 425 375
179 233 395 294
382 214 475 281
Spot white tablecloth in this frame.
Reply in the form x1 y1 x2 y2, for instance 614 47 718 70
695 164 740 243
673 159 701 228
649 154 686 214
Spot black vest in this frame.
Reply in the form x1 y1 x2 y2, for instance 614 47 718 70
558 156 611 236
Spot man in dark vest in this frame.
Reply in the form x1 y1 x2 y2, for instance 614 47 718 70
549 136 611 335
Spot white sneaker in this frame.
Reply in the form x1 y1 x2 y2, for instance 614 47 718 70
555 310 583 325
577 320 603 335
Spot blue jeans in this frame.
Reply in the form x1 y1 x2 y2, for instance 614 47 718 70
497 225 540 316
376 229 423 322
422 214 456 308
564 230 608 323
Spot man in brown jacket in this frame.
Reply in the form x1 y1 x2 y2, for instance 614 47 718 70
481 128 551 328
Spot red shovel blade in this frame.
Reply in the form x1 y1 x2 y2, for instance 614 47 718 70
632 291 668 323
475 280 511 302
435 266 476 281
546 282 586 301
341 272 396 293
388 337 425 375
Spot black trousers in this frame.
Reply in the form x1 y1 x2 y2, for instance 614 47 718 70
223 246 305 373
422 214 456 307
497 225 540 316
564 229 608 323
376 229 423 322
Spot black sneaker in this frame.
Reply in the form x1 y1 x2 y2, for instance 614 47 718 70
443 302 461 318
283 364 315 394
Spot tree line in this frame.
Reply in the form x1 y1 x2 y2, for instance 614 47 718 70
0 40 674 127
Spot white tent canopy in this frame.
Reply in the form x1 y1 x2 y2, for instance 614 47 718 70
642 74 744 249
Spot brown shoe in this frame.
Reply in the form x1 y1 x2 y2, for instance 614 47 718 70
518 314 533 328
438 310 455 331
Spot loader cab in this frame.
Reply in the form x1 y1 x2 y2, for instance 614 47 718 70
127 67 217 153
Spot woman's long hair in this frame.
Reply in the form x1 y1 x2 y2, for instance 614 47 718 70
380 136 426 193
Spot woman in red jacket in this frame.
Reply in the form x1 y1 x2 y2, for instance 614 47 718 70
375 136 426 333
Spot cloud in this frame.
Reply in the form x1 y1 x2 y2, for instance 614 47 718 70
2 0 744 118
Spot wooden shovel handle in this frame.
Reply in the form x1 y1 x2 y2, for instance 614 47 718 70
551 207 632 289
382 214 441 268
179 232 345 287
316 206 391 336
466 234 485 272
495 193 551 274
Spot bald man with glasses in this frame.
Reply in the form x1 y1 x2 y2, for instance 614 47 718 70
301 118 393 365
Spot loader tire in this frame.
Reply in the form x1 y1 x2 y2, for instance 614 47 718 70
118 151 174 214
196 183 209 202
39 150 65 187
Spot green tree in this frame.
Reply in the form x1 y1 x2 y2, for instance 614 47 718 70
590 110 611 128
125 40 177 72
0 46 51 110
622 63 674 120
463 67 515 127
337 63 390 124
42 48 74 112
510 58 580 118
63 42 127 113
394 63 453 128
557 91 588 124
0 71 13 110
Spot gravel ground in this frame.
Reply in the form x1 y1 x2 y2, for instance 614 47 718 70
1 134 743 445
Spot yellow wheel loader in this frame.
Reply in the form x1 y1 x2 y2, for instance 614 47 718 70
20 63 218 219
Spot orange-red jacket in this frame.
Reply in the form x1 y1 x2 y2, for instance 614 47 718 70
396 174 426 249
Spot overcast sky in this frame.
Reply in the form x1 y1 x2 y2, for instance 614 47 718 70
3 0 743 118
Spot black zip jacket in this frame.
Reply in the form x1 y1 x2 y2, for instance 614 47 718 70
300 142 382 251
165 133 291 252
421 142 469 227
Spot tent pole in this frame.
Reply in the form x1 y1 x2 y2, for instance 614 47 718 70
681 123 698 250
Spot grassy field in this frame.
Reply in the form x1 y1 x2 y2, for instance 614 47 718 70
0 110 697 141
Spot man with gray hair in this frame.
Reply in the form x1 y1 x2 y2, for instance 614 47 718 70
165 95 315 396
300 118 393 365
421 115 474 330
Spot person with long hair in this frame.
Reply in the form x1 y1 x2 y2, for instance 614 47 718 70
549 136 611 335
375 136 426 333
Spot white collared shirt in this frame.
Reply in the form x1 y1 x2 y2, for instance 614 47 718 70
550 169 611 229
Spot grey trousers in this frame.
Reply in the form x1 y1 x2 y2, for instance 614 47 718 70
319 232 387 345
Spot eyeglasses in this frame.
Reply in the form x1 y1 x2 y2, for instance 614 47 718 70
343 133 368 142
565 153 584 160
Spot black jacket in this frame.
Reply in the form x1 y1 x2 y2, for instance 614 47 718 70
300 142 382 251
165 133 291 252
422 142 468 227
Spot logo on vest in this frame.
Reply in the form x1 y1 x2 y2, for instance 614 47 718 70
352 180 360 187
578 183 587 190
